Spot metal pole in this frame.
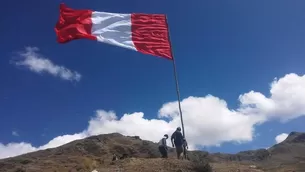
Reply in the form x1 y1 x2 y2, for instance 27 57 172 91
172 53 187 160
165 15 187 159
171 55 185 138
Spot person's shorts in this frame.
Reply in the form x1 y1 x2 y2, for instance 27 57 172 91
175 145 184 155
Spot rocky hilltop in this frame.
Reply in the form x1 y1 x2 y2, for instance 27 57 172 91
0 132 305 172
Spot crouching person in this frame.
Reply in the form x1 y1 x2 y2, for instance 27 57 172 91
158 134 169 158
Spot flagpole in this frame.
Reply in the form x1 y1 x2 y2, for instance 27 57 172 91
165 15 187 158
171 54 186 139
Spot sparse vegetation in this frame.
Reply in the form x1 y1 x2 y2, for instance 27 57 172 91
14 168 26 172
20 159 32 165
81 157 98 171
192 162 213 172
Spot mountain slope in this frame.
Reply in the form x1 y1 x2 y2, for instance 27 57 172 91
0 132 305 172
260 132 305 171
0 133 211 172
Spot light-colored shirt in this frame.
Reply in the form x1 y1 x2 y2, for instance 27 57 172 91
158 137 167 147
183 140 188 147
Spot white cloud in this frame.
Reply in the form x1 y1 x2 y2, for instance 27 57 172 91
1 73 305 159
13 47 81 82
0 142 36 159
12 131 19 137
39 133 87 150
275 133 289 144
239 73 305 122
158 96 263 147
0 133 87 159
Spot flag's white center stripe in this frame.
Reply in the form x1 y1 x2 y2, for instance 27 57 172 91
91 12 136 50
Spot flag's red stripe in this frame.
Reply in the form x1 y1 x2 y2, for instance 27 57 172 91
55 3 96 43
131 14 173 60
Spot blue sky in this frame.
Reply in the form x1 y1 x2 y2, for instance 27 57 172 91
1 0 305 158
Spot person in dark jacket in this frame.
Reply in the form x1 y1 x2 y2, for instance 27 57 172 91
171 127 184 159
158 134 169 158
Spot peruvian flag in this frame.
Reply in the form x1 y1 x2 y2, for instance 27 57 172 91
55 3 173 60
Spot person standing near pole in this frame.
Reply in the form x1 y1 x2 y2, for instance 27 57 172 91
171 127 184 159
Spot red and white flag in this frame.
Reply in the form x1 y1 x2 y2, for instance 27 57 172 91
55 3 173 60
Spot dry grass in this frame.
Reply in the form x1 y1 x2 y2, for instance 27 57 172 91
80 157 98 171
98 158 212 172
211 162 264 172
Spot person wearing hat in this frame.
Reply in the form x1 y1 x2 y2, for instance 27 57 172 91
171 127 184 159
158 134 169 158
